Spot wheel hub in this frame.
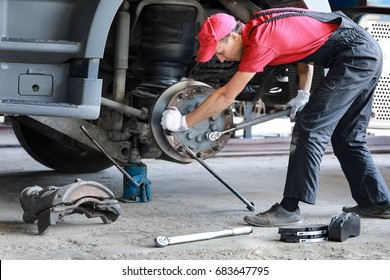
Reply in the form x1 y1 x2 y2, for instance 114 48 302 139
151 81 234 163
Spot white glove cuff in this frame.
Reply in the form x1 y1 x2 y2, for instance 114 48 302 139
297 89 310 97
180 115 188 131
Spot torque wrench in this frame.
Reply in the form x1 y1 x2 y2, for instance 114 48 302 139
183 145 255 212
207 108 291 141
154 226 253 247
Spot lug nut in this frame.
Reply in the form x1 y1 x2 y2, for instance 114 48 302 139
177 93 185 100
213 145 221 151
186 132 194 140
195 135 204 143
209 123 218 131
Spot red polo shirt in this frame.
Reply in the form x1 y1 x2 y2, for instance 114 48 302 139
239 10 339 73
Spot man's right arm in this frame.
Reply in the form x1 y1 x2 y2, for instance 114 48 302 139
185 71 256 127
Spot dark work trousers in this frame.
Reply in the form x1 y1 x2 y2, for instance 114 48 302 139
283 26 390 207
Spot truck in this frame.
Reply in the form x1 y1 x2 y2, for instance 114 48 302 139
1 0 389 176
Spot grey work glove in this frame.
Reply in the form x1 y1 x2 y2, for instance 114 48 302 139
161 106 188 132
286 89 310 120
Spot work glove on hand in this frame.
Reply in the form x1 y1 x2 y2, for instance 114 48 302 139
161 106 188 132
286 89 310 121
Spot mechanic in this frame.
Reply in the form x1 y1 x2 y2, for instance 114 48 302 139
161 8 390 227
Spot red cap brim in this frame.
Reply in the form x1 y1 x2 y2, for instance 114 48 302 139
195 41 217 62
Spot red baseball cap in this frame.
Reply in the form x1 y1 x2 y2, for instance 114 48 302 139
196 13 238 62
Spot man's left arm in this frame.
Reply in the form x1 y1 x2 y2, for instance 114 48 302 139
287 62 314 120
298 62 314 92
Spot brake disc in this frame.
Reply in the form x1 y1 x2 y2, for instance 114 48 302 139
151 80 234 163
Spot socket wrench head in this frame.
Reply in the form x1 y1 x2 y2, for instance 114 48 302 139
206 131 221 141
154 236 170 247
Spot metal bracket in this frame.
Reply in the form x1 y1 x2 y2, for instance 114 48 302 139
29 116 131 162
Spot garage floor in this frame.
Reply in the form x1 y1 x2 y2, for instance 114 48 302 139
0 126 390 260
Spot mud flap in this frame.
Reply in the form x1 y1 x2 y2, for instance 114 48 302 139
20 179 123 234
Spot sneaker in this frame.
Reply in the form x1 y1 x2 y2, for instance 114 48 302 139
342 202 390 219
244 203 301 227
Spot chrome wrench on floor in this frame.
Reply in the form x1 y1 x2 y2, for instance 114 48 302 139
154 226 253 247
207 108 291 141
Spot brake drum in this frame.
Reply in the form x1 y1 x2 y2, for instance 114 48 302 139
151 80 234 163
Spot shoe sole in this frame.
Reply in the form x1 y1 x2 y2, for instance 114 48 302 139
243 217 302 227
343 209 390 219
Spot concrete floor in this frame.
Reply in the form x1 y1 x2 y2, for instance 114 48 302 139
0 126 390 260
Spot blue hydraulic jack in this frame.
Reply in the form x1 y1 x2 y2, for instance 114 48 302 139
122 162 151 202
80 126 151 203
122 136 151 202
